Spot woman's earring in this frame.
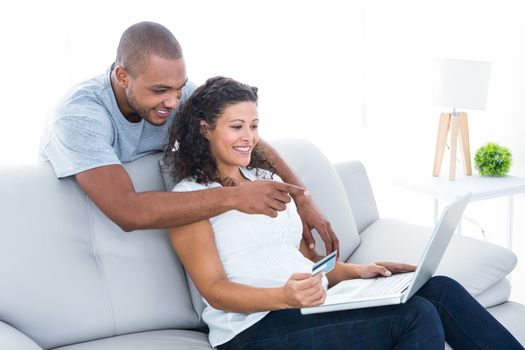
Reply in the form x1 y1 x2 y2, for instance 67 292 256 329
200 122 208 138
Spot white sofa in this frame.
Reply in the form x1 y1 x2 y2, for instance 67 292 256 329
0 138 523 349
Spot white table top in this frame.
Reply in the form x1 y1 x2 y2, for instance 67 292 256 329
394 174 525 202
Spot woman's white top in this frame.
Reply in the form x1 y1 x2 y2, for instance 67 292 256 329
172 168 325 347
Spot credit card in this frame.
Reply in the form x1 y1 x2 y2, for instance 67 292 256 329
312 251 337 276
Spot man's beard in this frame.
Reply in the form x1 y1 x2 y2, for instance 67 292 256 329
127 91 166 126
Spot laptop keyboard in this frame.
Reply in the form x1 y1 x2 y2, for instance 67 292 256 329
354 273 414 298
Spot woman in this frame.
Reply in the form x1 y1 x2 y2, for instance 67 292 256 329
165 76 522 350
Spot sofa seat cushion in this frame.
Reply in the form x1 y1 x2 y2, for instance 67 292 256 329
0 321 42 350
52 330 213 350
348 218 517 298
487 302 525 346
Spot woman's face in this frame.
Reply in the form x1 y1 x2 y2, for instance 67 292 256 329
204 101 259 176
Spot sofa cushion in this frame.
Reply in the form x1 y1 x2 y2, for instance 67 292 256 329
158 156 207 329
159 156 178 192
333 161 380 233
475 278 512 308
348 218 517 297
52 330 213 350
271 139 360 261
487 302 525 346
0 321 42 350
0 155 199 349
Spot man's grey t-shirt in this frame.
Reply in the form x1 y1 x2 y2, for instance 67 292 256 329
40 65 196 178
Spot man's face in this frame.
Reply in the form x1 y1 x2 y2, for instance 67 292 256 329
125 55 187 126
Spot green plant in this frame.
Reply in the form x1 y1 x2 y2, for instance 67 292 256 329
474 143 512 176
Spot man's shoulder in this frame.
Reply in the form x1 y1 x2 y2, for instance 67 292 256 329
40 71 116 155
59 73 112 117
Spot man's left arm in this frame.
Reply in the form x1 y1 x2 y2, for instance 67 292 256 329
258 139 340 255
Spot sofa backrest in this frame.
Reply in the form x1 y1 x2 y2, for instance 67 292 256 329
0 154 199 350
333 161 380 233
0 139 363 349
271 139 361 261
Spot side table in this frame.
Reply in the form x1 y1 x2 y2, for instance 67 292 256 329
394 174 525 251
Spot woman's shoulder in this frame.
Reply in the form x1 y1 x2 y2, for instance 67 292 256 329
172 177 220 193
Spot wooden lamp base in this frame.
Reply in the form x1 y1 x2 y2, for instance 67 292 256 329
432 112 472 180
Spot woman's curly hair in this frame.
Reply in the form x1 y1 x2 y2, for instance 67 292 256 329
164 76 276 185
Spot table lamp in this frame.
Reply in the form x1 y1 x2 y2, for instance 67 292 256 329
432 58 492 180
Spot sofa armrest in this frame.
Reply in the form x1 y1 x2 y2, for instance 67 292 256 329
349 218 517 301
334 161 379 233
0 321 42 350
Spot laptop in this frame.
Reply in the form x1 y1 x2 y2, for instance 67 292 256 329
301 193 471 315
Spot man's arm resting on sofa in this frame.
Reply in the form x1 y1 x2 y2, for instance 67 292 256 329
76 164 305 232
0 321 42 350
259 139 340 255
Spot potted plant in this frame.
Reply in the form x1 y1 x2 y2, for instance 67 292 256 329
474 142 512 176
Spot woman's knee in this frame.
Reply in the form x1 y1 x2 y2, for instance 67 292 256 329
427 275 461 290
401 296 445 344
405 297 442 329
419 275 468 300
404 296 441 323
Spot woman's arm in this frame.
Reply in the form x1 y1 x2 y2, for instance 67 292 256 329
299 239 416 287
169 221 326 313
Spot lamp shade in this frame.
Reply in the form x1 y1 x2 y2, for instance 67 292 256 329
436 58 492 110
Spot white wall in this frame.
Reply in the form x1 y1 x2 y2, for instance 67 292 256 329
360 0 525 305
1 0 524 303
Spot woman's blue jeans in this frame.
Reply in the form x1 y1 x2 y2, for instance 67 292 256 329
217 276 523 350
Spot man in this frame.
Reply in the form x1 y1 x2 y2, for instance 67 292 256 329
39 21 338 254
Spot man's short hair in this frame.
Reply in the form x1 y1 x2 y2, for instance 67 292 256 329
115 21 183 77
